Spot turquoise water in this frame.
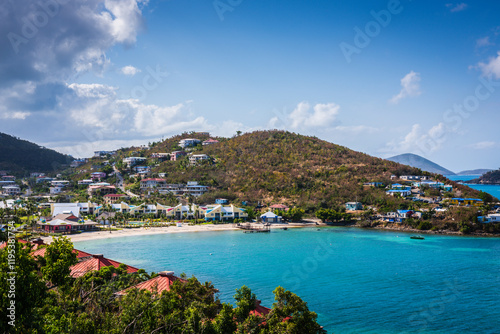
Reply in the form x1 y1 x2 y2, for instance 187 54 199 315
446 174 500 199
74 228 500 333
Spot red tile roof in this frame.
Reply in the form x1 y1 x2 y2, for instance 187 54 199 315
32 247 92 259
270 204 289 210
115 271 185 295
250 300 272 317
70 254 139 278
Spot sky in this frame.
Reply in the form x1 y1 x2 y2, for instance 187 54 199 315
1 0 500 172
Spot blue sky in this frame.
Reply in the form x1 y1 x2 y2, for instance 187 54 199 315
1 0 500 172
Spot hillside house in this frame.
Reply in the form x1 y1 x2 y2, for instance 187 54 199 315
104 194 129 205
345 202 363 211
2 185 21 196
179 138 201 148
123 157 147 167
170 151 187 161
189 154 210 165
140 178 167 190
202 139 219 146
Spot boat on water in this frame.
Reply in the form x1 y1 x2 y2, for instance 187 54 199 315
281 227 288 230
410 235 425 240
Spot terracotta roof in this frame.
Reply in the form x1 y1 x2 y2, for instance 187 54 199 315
140 178 166 182
104 194 127 198
269 204 289 209
250 300 272 317
70 254 139 278
32 247 92 259
116 271 186 296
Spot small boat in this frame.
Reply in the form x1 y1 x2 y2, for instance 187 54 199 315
281 227 288 230
410 235 425 240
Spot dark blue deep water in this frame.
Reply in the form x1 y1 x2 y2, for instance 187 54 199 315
75 228 500 333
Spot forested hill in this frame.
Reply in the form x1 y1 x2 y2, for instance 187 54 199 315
469 169 500 185
149 131 434 209
0 132 73 175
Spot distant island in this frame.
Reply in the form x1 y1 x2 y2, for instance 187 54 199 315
387 153 455 175
456 169 493 176
467 169 500 185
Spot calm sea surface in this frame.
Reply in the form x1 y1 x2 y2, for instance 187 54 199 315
74 228 500 333
446 174 500 199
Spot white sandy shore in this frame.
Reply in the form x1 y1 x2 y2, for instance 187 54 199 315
41 223 308 244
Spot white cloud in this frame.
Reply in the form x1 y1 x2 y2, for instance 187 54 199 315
446 3 468 12
382 123 447 156
120 65 141 76
289 102 340 129
476 36 492 48
389 71 422 104
477 51 500 79
0 111 30 120
468 141 498 149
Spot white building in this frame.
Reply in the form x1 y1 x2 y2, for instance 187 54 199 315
2 185 21 196
179 138 201 148
189 154 210 165
123 157 147 167
51 180 70 187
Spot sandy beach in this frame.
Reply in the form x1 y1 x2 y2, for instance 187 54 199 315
41 222 304 244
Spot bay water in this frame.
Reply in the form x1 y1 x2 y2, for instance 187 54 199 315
75 227 500 333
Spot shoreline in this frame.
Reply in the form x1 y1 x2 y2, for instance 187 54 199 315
41 222 307 244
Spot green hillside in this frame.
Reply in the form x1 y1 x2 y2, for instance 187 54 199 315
0 132 73 175
117 130 479 210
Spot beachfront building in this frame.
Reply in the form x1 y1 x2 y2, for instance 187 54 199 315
179 138 201 148
50 202 100 217
345 202 363 211
260 211 282 223
37 213 97 234
204 204 248 221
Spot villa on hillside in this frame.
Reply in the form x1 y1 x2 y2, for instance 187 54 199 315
447 198 484 207
345 202 363 211
104 194 129 204
70 254 138 278
202 139 219 146
179 138 201 148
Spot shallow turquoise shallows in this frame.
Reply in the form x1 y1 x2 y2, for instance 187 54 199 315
75 228 500 333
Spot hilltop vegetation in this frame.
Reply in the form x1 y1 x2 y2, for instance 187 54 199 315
0 132 73 175
469 169 500 185
80 130 481 213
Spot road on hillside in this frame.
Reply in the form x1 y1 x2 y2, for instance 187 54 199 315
113 166 139 198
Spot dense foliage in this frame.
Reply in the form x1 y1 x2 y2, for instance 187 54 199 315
0 237 325 333
470 168 500 185
0 132 73 174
